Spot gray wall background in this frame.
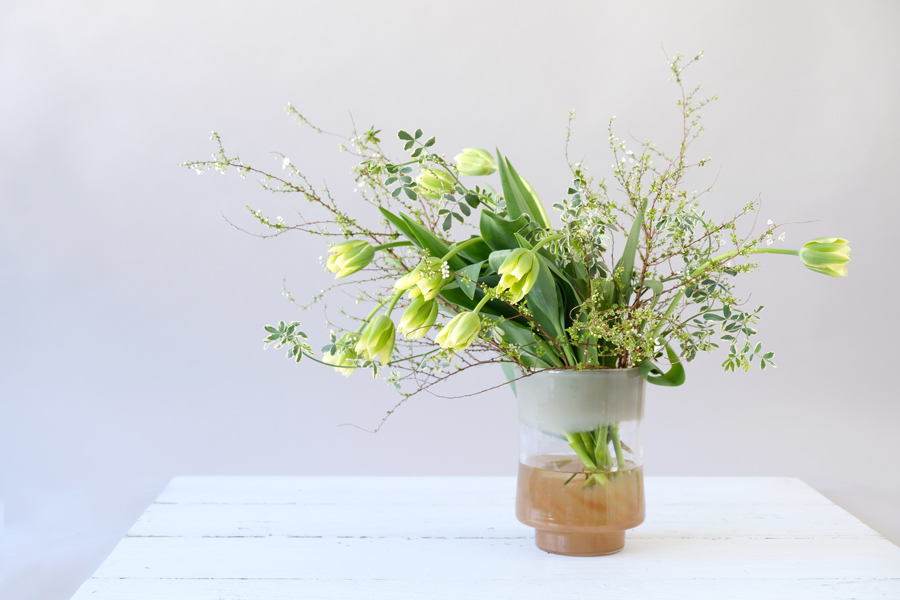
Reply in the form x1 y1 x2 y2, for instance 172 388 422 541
2 1 898 598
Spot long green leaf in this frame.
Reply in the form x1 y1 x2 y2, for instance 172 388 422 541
496 149 527 223
504 159 552 230
379 207 420 247
638 342 686 387
456 237 493 263
500 360 518 397
399 214 467 270
479 210 530 251
526 254 564 339
616 198 647 305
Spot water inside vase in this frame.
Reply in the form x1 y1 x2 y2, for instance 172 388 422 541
516 454 645 531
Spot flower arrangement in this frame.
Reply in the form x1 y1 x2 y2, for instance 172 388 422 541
184 53 850 453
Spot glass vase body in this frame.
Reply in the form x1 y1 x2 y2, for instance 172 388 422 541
515 368 646 556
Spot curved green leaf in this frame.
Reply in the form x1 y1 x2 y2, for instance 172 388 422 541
456 237 493 263
615 198 647 305
504 158 552 230
496 150 527 223
479 210 530 251
638 343 686 387
526 254 564 338
399 214 467 270
379 207 420 247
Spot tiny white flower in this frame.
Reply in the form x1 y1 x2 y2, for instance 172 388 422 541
778 232 786 241
767 219 774 226
766 238 773 246
282 157 290 169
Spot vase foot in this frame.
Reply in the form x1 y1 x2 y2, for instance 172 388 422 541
534 530 625 556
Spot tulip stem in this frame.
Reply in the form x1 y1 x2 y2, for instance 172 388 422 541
301 351 344 368
473 294 492 314
530 233 566 253
385 289 405 316
652 246 801 341
609 424 626 470
440 236 484 263
358 290 404 333
313 348 441 373
373 241 413 251
751 248 799 256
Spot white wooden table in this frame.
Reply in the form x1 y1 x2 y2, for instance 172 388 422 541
71 476 900 599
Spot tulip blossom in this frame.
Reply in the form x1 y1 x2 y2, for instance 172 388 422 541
355 315 396 364
498 248 541 302
436 312 481 352
415 168 456 200
398 297 439 340
454 148 497 176
798 237 851 277
326 240 374 279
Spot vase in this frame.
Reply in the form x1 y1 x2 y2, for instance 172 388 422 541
515 368 646 556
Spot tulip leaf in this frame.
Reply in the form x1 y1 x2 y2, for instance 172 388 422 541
456 237 493 263
439 287 520 321
479 210 531 251
488 249 513 273
454 261 484 301
399 214 467 271
638 342 686 387
526 254 565 339
504 158 552 230
642 279 663 299
500 360 518 398
614 198 647 305
490 319 555 369
495 150 528 223
379 207 420 247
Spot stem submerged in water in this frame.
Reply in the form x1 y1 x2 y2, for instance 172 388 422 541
609 424 626 470
563 422 627 485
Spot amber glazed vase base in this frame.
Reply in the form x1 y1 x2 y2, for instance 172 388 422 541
534 530 625 556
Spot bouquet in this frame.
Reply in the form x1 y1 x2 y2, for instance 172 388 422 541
185 53 850 460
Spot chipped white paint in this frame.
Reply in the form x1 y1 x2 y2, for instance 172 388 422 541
71 477 900 599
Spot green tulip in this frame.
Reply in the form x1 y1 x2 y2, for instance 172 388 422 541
416 168 456 200
799 237 851 277
355 315 396 364
435 312 481 352
414 257 450 301
454 148 497 176
326 240 374 279
497 248 540 302
394 264 423 292
322 333 359 377
397 296 439 340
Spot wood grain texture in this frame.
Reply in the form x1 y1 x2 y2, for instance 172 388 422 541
71 477 900 599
